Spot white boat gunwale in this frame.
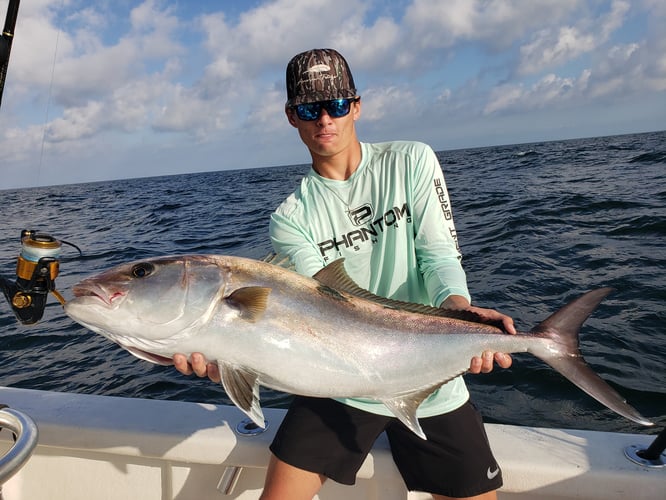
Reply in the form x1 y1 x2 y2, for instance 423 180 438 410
0 386 663 499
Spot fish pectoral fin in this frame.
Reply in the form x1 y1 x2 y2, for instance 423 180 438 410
381 387 439 440
225 287 271 322
218 363 266 428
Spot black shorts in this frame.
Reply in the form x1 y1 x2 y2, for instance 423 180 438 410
269 396 502 497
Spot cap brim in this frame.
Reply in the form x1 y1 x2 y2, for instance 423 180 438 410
287 89 358 107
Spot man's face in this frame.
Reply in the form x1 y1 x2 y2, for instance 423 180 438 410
286 99 361 160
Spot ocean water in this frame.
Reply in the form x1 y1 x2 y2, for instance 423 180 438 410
1 131 664 435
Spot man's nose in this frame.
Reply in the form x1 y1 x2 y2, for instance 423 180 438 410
316 108 333 124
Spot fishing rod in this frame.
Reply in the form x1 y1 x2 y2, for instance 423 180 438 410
0 3 78 325
0 0 20 109
0 229 80 325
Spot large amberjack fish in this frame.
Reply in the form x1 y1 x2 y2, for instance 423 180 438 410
64 255 653 438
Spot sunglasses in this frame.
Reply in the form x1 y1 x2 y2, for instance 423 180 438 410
292 98 359 121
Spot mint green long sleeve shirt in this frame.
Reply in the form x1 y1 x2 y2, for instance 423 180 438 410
269 141 471 417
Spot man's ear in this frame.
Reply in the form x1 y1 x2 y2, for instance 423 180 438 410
286 107 298 127
352 98 361 121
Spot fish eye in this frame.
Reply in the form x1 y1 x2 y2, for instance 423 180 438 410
131 262 155 278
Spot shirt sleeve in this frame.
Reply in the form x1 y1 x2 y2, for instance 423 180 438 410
269 201 325 278
410 144 471 305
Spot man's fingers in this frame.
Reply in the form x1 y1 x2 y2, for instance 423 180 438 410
207 362 221 384
481 350 494 372
173 353 193 375
503 317 517 335
495 352 513 368
190 353 209 377
469 356 483 374
469 351 512 373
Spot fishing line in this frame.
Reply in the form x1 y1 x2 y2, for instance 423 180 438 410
38 0 65 183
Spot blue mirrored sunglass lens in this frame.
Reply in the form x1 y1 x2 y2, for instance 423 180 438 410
296 103 320 120
326 99 350 117
295 99 353 121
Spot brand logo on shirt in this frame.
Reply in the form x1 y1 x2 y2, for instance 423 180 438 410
318 203 412 260
433 178 452 220
347 204 374 226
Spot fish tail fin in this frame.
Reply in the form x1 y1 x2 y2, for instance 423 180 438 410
529 287 653 427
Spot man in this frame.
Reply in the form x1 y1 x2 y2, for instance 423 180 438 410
175 48 515 500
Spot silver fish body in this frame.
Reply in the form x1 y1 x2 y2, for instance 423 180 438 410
64 255 653 438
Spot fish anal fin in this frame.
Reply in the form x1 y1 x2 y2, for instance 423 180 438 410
381 387 441 440
218 362 266 428
225 287 271 322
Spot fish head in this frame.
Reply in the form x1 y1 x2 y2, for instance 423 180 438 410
64 255 227 352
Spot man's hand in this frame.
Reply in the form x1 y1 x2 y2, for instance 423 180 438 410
440 295 516 374
173 353 221 383
469 350 513 374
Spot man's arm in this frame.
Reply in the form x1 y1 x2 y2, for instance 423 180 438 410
406 144 515 373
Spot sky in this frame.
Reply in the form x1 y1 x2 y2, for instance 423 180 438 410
0 0 664 190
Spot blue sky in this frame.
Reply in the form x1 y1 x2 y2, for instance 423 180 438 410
0 0 664 189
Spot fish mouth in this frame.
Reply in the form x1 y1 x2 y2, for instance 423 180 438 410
72 282 124 306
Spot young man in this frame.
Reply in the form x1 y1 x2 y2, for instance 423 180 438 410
175 48 515 500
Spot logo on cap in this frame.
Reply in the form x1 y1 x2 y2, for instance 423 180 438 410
307 64 331 73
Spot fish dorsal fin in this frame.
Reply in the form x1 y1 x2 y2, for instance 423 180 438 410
262 252 296 270
225 287 271 322
313 259 497 326
313 259 433 313
380 385 442 440
218 362 266 428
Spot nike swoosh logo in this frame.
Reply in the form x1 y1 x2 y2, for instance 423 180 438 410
487 466 500 480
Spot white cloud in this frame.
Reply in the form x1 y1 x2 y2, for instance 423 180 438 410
245 88 287 127
360 86 416 121
46 101 104 142
153 84 233 141
331 16 402 70
484 72 586 115
8 5 74 88
1 124 46 162
437 88 452 102
3 1 189 139
517 0 630 75
404 0 582 49
199 0 367 75
518 26 596 76
590 42 666 96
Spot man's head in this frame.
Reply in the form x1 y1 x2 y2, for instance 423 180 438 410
284 49 362 171
285 48 357 107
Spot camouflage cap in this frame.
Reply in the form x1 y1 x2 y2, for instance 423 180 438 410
286 49 357 107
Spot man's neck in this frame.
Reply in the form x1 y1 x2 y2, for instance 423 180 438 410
311 141 362 180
